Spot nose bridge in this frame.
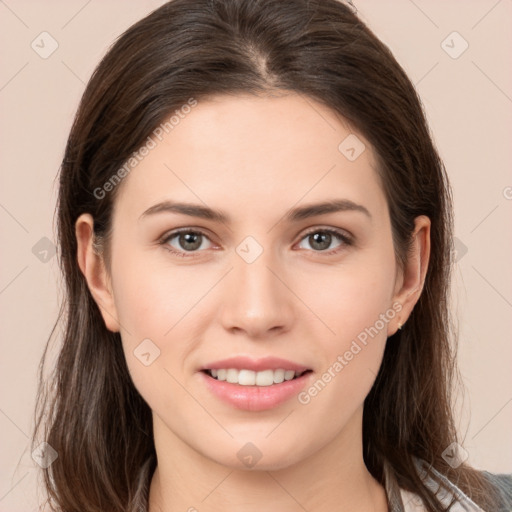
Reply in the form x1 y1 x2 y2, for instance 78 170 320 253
219 238 294 336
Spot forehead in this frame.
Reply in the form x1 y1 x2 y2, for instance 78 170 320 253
113 93 386 223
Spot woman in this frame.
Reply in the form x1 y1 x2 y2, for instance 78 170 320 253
33 0 512 510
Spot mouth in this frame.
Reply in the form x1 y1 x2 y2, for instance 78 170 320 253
199 367 314 411
202 368 313 386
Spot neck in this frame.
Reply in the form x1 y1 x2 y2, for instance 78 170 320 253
148 408 388 512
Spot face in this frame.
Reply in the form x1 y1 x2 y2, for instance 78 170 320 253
83 93 419 471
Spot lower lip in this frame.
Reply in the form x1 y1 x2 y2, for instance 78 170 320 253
199 371 313 412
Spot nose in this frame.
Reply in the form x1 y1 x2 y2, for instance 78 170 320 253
219 248 295 339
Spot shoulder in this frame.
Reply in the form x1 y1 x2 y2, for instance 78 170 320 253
480 470 512 510
406 460 512 511
385 459 512 511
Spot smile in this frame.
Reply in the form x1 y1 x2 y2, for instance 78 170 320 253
204 368 310 386
200 369 314 411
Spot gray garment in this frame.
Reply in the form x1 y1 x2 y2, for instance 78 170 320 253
135 455 512 511
480 472 512 511
383 458 512 511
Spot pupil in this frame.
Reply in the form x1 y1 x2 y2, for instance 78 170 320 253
177 232 332 252
311 232 331 251
180 232 201 251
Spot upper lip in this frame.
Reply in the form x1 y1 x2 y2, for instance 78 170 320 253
200 356 311 373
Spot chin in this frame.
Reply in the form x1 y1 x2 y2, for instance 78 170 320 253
202 437 308 472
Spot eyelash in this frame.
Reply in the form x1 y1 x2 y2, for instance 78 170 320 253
159 227 353 259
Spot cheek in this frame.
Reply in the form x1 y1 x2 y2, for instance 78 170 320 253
112 240 397 360
111 249 213 336
295 275 393 430
110 251 219 390
293 254 396 400
111 260 204 412
112 234 396 398
296 256 396 341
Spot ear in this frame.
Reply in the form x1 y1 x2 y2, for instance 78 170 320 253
388 215 431 336
75 213 120 332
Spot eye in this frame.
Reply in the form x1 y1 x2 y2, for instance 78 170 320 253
159 226 353 258
160 228 214 257
296 228 352 254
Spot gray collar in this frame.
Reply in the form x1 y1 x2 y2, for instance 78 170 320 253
383 458 485 511
382 459 406 512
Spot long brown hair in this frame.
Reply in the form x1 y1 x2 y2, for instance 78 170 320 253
33 0 500 510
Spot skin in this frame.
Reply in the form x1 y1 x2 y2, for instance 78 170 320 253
76 92 430 512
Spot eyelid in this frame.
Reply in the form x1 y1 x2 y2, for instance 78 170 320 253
299 225 353 243
159 225 354 257
159 227 217 253
295 226 353 254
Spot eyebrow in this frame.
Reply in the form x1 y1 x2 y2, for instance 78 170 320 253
139 199 372 223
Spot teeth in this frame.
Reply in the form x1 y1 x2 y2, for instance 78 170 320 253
207 368 305 386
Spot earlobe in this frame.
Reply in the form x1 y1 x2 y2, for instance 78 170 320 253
75 213 120 333
389 215 431 336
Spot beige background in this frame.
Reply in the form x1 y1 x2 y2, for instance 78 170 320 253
1 0 511 510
